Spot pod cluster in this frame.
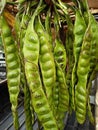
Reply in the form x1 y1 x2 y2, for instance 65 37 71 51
0 0 98 130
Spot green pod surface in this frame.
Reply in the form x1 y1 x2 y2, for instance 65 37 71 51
35 16 56 109
75 18 92 124
85 14 98 125
72 10 86 111
87 81 95 125
89 13 98 74
25 62 58 130
87 66 97 124
45 8 53 51
53 81 59 113
18 0 26 4
72 9 86 91
23 2 58 129
24 83 33 130
54 38 66 71
0 15 20 130
53 37 68 123
19 10 33 130
56 62 69 113
19 12 30 53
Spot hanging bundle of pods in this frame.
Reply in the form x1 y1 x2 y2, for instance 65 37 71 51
0 0 98 129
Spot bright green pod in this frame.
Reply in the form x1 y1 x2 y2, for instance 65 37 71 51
35 16 56 110
72 10 86 111
75 17 92 124
0 15 20 130
25 62 58 130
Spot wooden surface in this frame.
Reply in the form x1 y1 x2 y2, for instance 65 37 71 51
62 0 98 8
88 0 98 8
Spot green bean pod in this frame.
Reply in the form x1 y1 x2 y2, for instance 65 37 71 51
65 30 74 111
55 62 68 130
19 10 33 130
86 14 98 125
53 35 68 111
25 62 58 130
56 61 69 112
65 29 73 102
0 15 20 130
72 9 86 87
75 20 92 124
35 16 56 109
23 1 58 129
53 38 67 114
72 10 86 110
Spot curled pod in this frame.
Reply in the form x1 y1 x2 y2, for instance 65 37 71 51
0 15 20 130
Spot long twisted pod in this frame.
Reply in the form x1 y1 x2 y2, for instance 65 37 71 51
0 15 20 130
65 18 74 111
54 38 67 103
54 38 67 130
55 61 69 130
56 0 75 111
72 9 86 109
23 1 58 129
35 16 56 111
51 7 67 129
75 17 92 124
18 6 34 129
56 61 69 112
